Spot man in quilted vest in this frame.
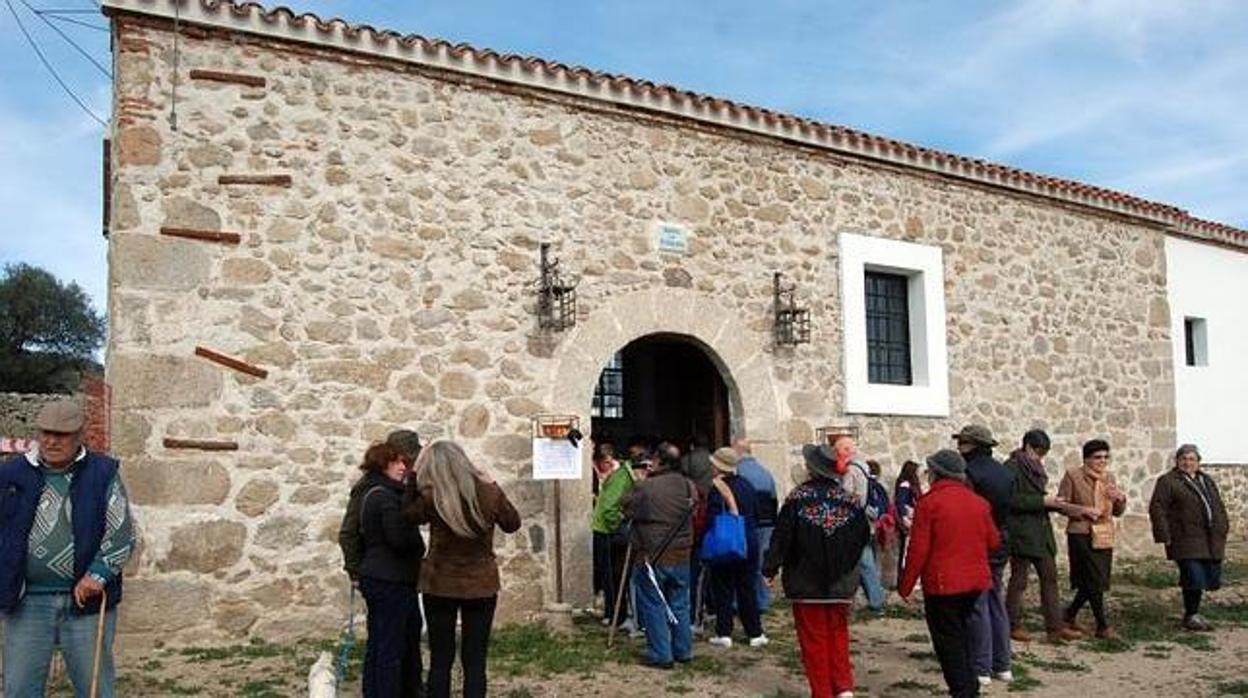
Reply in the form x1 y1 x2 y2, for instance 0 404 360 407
0 399 135 698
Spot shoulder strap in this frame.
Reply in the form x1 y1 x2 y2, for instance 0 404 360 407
359 485 386 530
648 479 697 563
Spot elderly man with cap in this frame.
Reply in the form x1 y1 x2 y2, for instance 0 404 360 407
899 449 1000 698
704 447 767 649
0 399 135 698
952 424 1014 688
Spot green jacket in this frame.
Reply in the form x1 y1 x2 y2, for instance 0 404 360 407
591 467 634 535
1004 453 1056 558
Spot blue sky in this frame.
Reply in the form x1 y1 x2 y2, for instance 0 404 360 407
2 0 1246 317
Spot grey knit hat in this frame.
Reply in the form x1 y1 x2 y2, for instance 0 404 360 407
926 449 967 481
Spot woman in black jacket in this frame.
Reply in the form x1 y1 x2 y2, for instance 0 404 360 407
763 444 870 698
357 442 426 698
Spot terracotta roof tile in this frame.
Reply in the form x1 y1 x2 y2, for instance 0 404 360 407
107 0 1247 249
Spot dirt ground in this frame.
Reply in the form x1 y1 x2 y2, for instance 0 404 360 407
25 551 1248 697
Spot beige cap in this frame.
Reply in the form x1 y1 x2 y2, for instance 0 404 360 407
35 399 85 433
710 447 739 473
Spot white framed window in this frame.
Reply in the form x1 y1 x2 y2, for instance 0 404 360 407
839 232 949 416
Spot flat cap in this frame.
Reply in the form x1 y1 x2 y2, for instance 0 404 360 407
35 399 85 433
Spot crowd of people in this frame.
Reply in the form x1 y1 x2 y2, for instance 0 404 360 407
0 398 1233 698
591 426 1232 698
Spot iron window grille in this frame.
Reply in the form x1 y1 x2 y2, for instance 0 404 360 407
591 352 624 419
864 271 912 385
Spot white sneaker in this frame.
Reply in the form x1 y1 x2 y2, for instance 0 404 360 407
748 634 769 648
708 636 733 648
619 618 636 633
834 692 855 698
977 675 992 687
994 670 1014 683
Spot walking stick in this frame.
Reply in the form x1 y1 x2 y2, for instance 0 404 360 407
606 542 634 649
89 587 108 698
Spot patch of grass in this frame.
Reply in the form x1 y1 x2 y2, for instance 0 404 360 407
238 679 286 698
1142 650 1170 659
502 689 535 698
666 683 694 695
1202 603 1248 627
1221 559 1248 584
674 654 725 677
489 622 630 677
888 679 943 695
1117 560 1178 589
1216 680 1248 696
1007 662 1042 692
760 691 806 698
906 649 937 662
177 638 286 662
1080 636 1133 654
1172 632 1215 651
1015 653 1089 673
902 632 930 643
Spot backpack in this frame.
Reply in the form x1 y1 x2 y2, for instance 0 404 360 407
854 463 890 522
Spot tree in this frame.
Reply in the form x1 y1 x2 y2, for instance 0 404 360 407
0 263 105 393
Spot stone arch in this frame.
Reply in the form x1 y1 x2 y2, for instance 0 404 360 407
542 287 783 607
545 287 783 450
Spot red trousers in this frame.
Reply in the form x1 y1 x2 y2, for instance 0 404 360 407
792 602 853 698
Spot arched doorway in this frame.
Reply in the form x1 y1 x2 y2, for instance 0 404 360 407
590 333 736 450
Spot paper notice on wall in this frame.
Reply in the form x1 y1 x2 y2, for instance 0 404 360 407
532 437 582 480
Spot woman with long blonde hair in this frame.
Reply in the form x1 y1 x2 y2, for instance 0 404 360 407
405 441 520 698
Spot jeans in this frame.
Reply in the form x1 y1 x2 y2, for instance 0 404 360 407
792 602 853 698
1006 554 1062 632
424 594 496 698
857 543 885 611
970 561 1010 676
925 592 981 698
359 577 424 698
751 526 774 613
2 592 117 698
632 562 692 665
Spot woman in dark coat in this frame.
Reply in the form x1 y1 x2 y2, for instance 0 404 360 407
1148 444 1230 631
356 442 426 698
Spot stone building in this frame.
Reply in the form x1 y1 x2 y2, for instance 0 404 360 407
100 0 1247 644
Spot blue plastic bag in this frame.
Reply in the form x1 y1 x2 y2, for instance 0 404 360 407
700 511 747 564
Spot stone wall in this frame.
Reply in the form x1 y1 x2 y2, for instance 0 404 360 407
107 15 1179 643
0 392 60 440
1207 465 1248 540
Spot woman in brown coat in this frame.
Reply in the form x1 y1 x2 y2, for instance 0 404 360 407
405 441 521 698
1056 439 1126 639
1148 444 1230 631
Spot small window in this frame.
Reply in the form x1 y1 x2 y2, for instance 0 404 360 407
591 352 624 418
1184 317 1208 367
865 271 912 385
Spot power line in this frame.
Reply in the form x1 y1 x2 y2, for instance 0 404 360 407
43 12 107 31
23 0 110 78
4 0 106 127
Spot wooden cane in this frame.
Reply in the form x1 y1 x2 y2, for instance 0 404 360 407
90 587 108 698
606 542 634 649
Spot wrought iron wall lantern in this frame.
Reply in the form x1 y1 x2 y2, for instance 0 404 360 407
535 243 579 332
773 272 811 345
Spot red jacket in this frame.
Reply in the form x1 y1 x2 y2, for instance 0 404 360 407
898 478 999 598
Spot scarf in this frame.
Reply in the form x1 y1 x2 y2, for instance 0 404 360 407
1179 470 1214 529
1011 448 1047 488
1083 466 1114 548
